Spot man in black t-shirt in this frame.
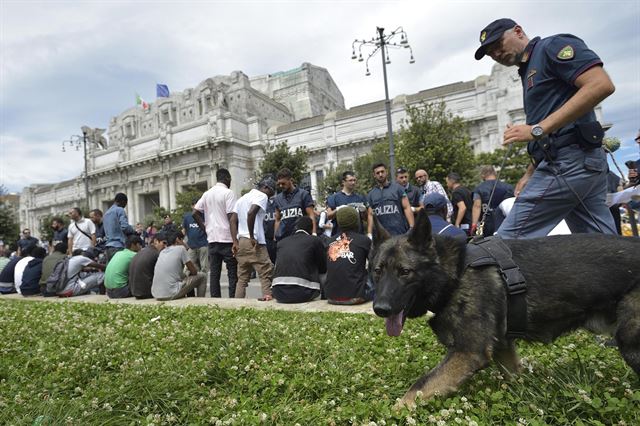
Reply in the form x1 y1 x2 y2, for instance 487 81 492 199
471 166 514 237
325 207 371 305
446 172 473 234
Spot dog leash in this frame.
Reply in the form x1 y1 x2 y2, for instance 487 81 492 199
476 145 513 237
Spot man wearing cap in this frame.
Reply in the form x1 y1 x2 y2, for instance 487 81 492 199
423 193 467 241
475 18 617 238
230 177 276 301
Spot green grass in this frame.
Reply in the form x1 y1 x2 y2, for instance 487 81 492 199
0 300 637 425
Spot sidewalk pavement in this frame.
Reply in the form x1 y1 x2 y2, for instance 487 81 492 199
1 265 374 315
0 292 374 315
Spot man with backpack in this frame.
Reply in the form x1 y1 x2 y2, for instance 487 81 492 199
52 249 105 297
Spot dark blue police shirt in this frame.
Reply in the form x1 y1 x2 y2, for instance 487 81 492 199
182 212 208 249
428 215 467 241
326 191 367 236
274 186 314 240
519 34 602 135
366 182 409 236
264 197 276 240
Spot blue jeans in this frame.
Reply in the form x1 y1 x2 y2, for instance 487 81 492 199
208 242 237 297
498 146 617 239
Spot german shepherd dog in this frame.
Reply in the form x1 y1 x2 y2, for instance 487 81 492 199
371 210 640 408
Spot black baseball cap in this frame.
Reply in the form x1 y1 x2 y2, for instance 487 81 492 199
474 18 517 60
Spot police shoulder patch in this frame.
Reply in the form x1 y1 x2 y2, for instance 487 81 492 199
557 45 574 60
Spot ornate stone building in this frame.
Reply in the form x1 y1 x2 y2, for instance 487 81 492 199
20 62 604 237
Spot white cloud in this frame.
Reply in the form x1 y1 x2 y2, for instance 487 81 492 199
1 0 639 192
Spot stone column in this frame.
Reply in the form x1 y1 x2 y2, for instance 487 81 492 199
168 173 177 210
160 175 170 210
126 181 137 225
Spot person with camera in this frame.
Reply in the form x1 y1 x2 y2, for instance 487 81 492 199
475 18 617 238
625 131 639 189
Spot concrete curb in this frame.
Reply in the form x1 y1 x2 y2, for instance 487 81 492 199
0 293 375 315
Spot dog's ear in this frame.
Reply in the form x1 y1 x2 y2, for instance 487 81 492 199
372 214 391 250
407 209 433 249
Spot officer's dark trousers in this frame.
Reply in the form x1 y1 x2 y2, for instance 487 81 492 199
208 242 237 298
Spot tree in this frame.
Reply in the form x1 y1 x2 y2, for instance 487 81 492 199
474 145 532 187
395 101 476 185
258 141 309 184
315 139 389 204
0 186 20 246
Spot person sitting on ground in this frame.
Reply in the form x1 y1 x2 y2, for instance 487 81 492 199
272 216 327 303
128 232 167 299
14 245 35 294
57 248 106 297
39 243 67 294
423 193 468 241
104 235 143 299
324 206 372 305
151 231 206 301
20 246 47 296
0 244 11 275
0 249 22 294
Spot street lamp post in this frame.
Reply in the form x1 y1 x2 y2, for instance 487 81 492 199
61 127 107 205
352 26 415 179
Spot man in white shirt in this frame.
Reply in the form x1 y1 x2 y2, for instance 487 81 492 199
193 168 238 298
230 177 276 300
67 207 96 254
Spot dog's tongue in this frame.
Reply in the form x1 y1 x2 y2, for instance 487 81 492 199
385 310 404 337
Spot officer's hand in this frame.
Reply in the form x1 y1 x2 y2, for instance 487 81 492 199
503 123 534 146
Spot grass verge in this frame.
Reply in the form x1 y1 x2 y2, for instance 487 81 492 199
0 300 637 425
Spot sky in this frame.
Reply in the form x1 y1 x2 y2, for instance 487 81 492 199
1 0 639 194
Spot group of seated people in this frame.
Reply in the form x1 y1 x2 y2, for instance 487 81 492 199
0 230 207 301
0 195 456 304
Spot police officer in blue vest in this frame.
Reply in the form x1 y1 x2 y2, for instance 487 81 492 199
475 18 617 238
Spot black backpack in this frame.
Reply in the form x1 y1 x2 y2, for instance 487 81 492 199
44 258 71 296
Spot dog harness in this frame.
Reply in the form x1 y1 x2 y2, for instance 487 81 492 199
466 236 528 339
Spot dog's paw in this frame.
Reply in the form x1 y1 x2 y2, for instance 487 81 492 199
393 396 417 411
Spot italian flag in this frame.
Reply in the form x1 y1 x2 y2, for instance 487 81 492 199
136 93 149 110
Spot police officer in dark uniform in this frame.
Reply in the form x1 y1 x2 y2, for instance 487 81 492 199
366 163 414 237
274 167 316 240
475 18 617 238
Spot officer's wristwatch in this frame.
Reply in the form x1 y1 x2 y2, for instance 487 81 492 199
530 124 544 140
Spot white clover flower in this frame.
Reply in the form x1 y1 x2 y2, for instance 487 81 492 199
405 416 416 425
468 421 479 426
259 413 267 422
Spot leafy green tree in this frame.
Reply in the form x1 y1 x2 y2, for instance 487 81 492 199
315 139 389 204
173 187 205 228
258 141 309 184
0 187 20 245
474 145 532 187
395 101 476 185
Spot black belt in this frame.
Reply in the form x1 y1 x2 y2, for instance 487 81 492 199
540 132 578 152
